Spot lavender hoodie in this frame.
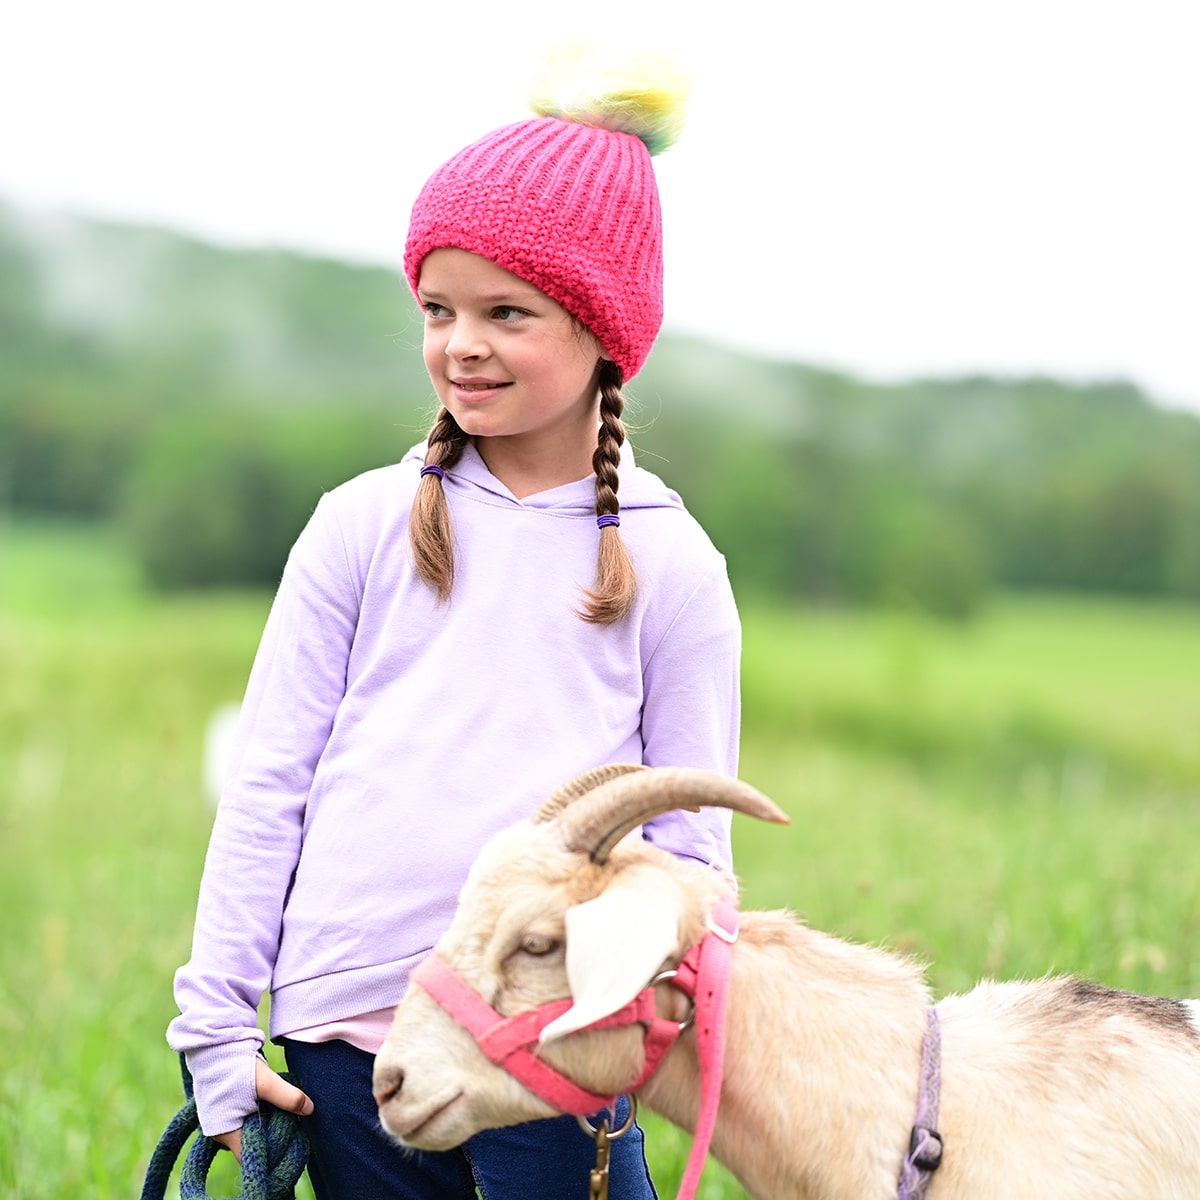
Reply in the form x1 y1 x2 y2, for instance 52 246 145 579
169 440 741 1135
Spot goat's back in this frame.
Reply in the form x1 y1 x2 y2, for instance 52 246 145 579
935 977 1200 1198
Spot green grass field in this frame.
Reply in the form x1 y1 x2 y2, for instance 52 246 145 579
2 520 1198 1199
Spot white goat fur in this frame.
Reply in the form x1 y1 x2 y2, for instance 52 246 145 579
375 805 1200 1199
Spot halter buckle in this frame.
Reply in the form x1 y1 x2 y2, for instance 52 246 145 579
908 1124 944 1172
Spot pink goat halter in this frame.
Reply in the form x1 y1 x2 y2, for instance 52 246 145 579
409 953 680 1115
410 897 739 1200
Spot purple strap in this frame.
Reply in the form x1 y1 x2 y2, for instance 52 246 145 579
596 514 620 529
897 1007 943 1199
420 463 445 480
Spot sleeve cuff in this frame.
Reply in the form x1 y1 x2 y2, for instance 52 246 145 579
184 1038 263 1137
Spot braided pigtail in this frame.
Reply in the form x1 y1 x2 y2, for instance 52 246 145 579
581 360 638 624
409 408 470 602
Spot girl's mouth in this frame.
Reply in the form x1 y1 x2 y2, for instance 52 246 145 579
451 374 506 388
451 379 511 400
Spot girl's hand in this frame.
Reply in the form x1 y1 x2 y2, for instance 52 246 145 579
212 1056 314 1161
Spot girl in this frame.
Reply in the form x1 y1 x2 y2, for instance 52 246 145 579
168 66 741 1200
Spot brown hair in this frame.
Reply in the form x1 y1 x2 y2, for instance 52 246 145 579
408 358 637 624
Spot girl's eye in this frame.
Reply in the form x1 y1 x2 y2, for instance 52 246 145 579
422 301 449 318
520 933 558 957
492 305 528 322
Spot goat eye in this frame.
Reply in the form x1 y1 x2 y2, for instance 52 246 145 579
520 934 558 957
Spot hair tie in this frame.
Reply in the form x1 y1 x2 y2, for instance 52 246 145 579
596 514 620 530
420 464 445 481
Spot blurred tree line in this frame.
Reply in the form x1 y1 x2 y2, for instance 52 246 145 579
4 200 1200 619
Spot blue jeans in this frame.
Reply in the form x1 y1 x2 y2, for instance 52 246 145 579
282 1038 659 1200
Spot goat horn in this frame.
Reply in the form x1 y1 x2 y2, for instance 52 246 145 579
533 763 648 824
552 766 790 864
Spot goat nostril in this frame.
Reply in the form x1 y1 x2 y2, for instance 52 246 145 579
373 1067 404 1107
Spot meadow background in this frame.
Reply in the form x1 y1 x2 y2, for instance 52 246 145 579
2 207 1200 1198
3 524 1198 1198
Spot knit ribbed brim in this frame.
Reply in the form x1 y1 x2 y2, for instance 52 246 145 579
405 117 663 381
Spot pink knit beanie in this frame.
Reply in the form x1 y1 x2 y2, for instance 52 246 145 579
405 115 666 381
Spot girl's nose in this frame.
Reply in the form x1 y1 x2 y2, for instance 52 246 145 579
446 318 486 361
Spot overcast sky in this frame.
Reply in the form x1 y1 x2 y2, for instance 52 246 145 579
3 0 1197 409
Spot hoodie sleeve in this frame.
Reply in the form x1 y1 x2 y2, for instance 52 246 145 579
167 493 361 1136
638 556 741 873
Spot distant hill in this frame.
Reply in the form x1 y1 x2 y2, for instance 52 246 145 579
3 200 429 405
4 199 1200 612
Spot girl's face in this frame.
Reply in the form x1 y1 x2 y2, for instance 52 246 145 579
418 248 606 496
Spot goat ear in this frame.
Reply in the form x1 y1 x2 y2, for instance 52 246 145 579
539 868 685 1044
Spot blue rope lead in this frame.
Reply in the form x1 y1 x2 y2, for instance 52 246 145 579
141 1053 309 1200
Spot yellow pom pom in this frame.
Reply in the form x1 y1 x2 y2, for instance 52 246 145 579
530 42 690 156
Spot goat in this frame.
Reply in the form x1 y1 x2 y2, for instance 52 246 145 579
373 765 1200 1199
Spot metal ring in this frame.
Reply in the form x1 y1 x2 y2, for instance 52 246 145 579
648 969 696 1032
577 1094 639 1139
